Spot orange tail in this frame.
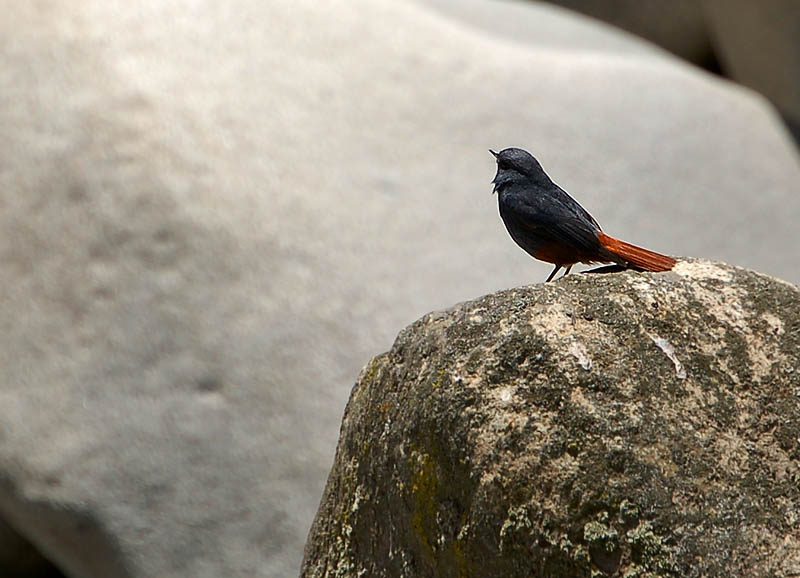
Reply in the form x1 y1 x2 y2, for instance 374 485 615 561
596 231 676 272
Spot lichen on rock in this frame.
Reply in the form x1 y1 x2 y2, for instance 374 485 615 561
302 261 800 577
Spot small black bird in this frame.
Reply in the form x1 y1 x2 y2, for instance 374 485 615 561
490 147 675 282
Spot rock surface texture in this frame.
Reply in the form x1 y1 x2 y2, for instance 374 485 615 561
303 261 800 578
1 0 799 576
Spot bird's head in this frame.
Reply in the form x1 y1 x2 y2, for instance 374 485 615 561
490 147 550 193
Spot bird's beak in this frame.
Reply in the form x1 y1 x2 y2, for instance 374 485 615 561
489 150 499 193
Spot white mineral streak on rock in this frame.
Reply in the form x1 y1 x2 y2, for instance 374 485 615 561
649 333 687 379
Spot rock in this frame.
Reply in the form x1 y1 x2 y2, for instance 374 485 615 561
531 0 712 64
302 261 800 577
704 0 800 133
1 1 799 576
535 0 800 131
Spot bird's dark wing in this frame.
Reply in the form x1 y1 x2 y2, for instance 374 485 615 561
548 182 601 230
502 184 602 254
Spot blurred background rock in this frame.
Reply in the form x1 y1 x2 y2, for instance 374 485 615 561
536 0 800 140
0 1 797 577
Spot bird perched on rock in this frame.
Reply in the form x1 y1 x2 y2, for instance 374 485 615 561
491 147 676 282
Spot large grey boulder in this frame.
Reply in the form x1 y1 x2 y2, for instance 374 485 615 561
303 261 800 577
1 0 798 576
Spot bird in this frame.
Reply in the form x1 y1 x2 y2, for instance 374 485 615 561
490 147 676 282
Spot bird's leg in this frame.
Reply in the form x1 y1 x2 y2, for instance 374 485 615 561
545 265 561 282
562 265 573 278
